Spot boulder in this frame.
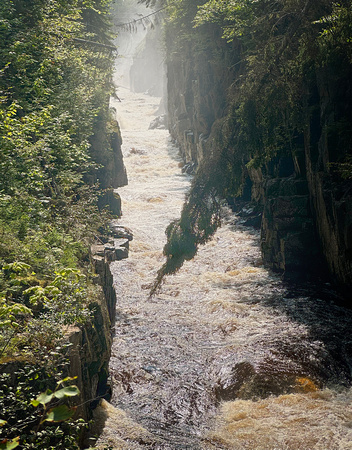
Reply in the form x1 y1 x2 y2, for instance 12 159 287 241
149 115 167 130
108 224 134 241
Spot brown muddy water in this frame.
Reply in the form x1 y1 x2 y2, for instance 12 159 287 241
94 87 352 449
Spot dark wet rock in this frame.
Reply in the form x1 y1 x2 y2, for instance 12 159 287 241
213 360 321 402
142 365 158 374
233 204 263 229
108 224 134 241
91 235 130 324
114 246 129 261
98 190 122 217
214 362 256 401
92 239 129 268
149 115 167 130
114 237 130 249
181 161 196 175
129 147 147 156
261 176 321 278
236 372 299 400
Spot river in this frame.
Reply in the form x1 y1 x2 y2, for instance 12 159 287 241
93 61 352 450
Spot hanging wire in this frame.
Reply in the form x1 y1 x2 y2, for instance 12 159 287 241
114 4 169 32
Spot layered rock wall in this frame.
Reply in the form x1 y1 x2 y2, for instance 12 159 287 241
87 112 128 217
303 64 352 292
67 228 132 429
166 36 352 295
167 30 237 166
130 26 165 98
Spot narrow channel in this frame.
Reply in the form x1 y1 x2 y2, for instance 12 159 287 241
94 30 352 450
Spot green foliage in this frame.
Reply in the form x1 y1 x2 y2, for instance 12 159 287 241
30 377 80 426
0 437 19 450
0 298 32 330
0 368 85 449
0 0 117 443
194 0 256 41
0 262 92 363
315 2 352 64
0 0 117 283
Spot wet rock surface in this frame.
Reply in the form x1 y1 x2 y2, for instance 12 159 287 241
91 226 132 324
261 176 321 277
149 115 167 130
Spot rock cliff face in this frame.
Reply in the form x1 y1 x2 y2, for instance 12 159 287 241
167 32 236 166
67 229 132 431
303 65 352 293
67 98 130 434
261 176 320 277
166 36 352 296
87 112 128 217
68 290 112 424
66 108 130 428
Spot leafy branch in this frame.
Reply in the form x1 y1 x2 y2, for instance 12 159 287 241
0 377 80 449
31 377 80 428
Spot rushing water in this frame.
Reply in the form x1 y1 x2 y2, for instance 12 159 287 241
94 85 352 449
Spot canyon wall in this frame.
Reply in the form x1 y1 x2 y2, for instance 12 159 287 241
67 227 131 445
67 116 129 427
166 26 352 296
88 114 128 217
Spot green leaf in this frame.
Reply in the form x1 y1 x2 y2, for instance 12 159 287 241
45 405 76 422
3 262 31 274
44 286 61 297
8 304 32 315
34 389 53 405
56 376 77 386
54 385 80 399
0 420 7 427
0 437 20 449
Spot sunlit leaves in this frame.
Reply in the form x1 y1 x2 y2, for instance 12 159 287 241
31 379 80 427
315 2 352 64
0 367 83 449
194 0 256 41
0 1 113 448
2 262 31 276
0 437 20 450
0 298 32 329
31 384 79 406
31 390 54 407
53 385 80 399
44 404 76 422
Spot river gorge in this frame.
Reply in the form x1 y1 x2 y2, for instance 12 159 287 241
93 82 352 449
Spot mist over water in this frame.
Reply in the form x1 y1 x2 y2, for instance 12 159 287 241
112 2 165 99
112 1 150 89
95 5 352 449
